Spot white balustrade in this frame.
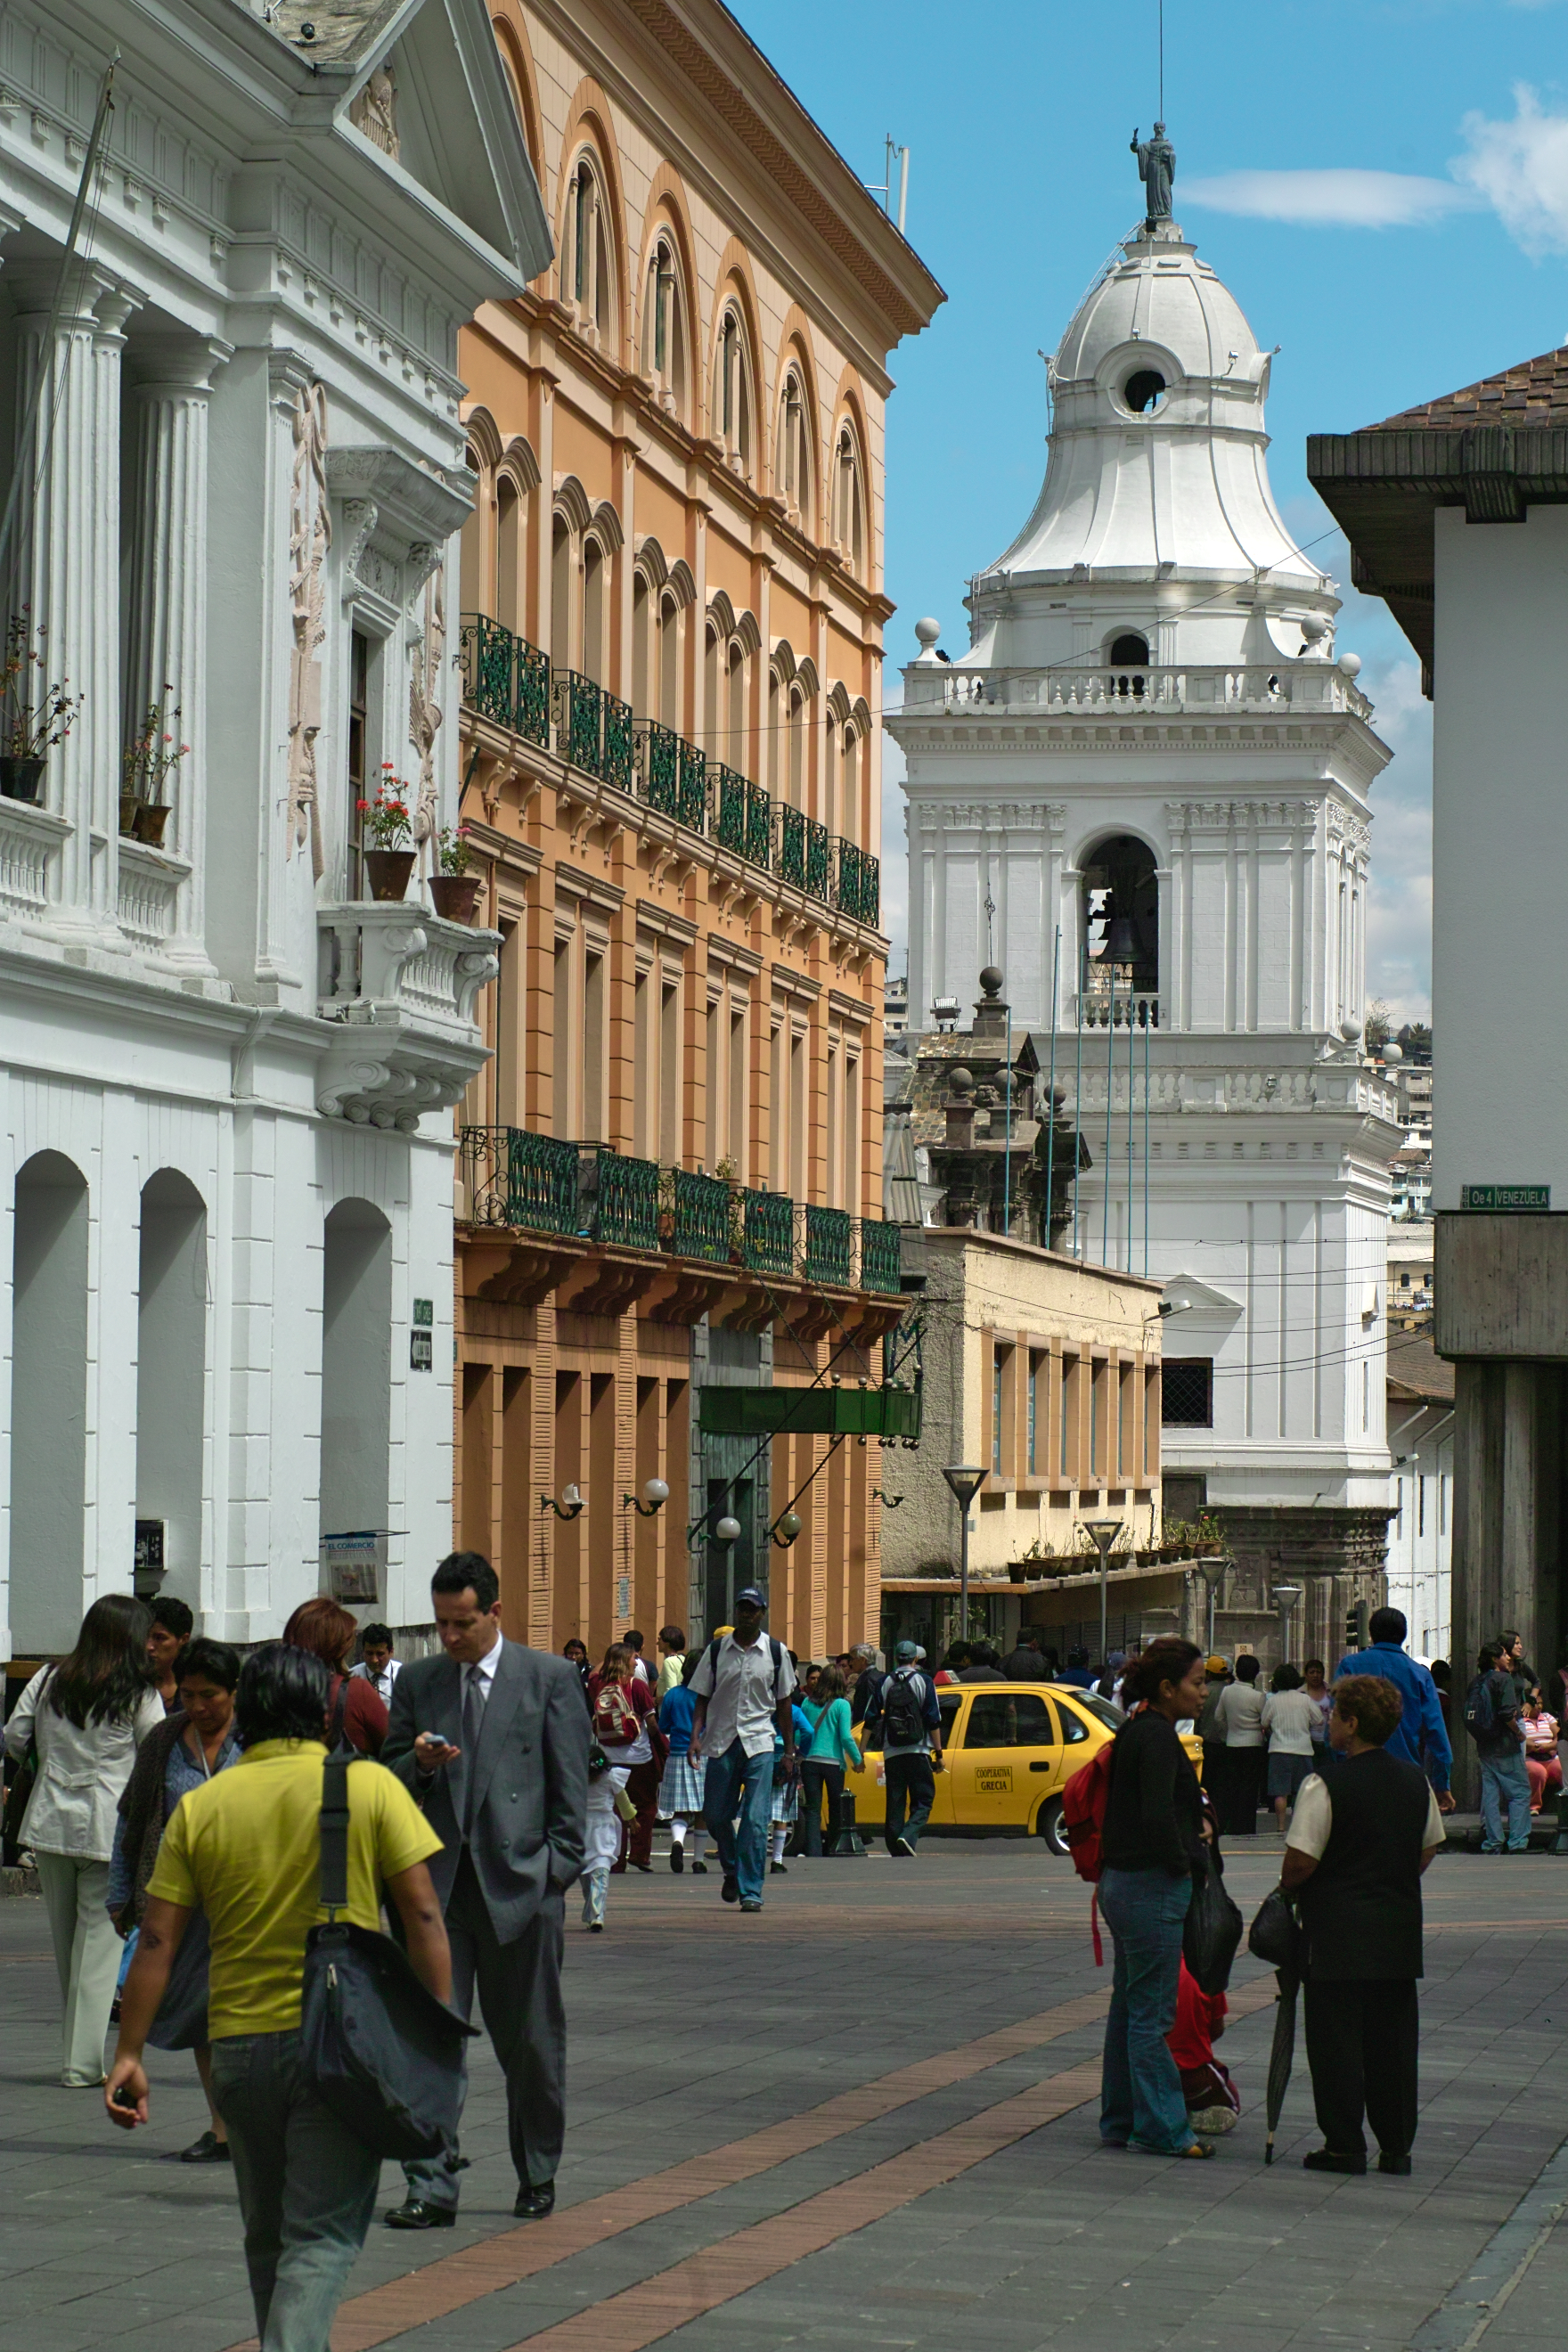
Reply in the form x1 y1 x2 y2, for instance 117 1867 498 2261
904 661 1370 720
314 900 502 1124
116 839 190 951
0 803 69 920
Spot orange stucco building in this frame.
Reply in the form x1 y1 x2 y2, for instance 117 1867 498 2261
448 0 942 1659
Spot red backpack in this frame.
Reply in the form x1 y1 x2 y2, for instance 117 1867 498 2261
1061 1740 1117 1967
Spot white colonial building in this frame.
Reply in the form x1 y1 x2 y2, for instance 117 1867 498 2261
0 0 549 1657
887 209 1403 1652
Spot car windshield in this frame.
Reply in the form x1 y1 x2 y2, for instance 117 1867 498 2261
1072 1692 1124 1732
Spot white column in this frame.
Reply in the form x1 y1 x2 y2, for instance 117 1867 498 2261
10 268 138 932
124 339 227 969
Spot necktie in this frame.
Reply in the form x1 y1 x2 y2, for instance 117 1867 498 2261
461 1664 485 1836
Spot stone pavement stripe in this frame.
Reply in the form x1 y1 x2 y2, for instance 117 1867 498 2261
1409 2131 1568 2352
310 1986 1117 2352
317 1977 1280 2352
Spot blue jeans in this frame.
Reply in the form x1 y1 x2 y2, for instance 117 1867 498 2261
702 1739 774 1901
210 2029 380 2352
1098 1865 1194 2154
1480 1749 1532 1851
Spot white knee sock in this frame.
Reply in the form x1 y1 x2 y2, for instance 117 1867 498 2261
688 1824 705 1864
670 1817 688 1848
771 1825 788 1863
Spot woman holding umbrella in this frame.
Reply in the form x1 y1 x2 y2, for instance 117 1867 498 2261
1280 1674 1445 2175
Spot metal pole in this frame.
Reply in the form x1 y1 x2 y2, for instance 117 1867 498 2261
1099 1545 1109 1672
1143 1004 1151 1279
1126 982 1135 1274
1002 999 1012 1237
960 1504 970 1636
1102 969 1115 1265
897 143 910 234
1074 942 1085 1257
1045 926 1060 1250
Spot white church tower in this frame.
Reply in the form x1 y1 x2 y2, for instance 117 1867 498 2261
887 194 1404 1658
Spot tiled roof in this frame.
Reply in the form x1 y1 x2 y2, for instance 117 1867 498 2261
1386 1330 1455 1402
1367 346 1568 431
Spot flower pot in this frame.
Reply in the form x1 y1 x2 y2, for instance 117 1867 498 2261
0 755 45 804
131 803 171 847
120 791 140 837
429 873 481 925
364 849 415 902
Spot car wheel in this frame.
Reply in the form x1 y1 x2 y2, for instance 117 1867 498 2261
1035 1795 1068 1855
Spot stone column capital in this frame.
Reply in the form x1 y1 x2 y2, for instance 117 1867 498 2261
126 334 233 399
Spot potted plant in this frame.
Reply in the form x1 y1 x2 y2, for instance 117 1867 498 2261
429 823 481 923
0 611 80 803
358 766 415 901
121 687 188 845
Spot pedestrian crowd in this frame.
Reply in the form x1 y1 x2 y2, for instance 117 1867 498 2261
0 1572 1548 2351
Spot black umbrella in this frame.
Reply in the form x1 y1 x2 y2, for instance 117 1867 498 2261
1263 1964 1300 2164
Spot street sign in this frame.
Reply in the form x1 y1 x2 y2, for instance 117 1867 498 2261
1459 1185 1550 1211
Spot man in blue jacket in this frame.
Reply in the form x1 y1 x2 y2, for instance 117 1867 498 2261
1334 1606 1455 1811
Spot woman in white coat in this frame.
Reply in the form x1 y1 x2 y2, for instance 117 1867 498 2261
5 1595 162 2085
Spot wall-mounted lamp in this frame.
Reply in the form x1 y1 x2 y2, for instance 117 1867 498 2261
713 1515 742 1545
870 1490 903 1509
769 1510 803 1550
623 1478 670 1519
540 1483 585 1520
1157 1292 1194 1319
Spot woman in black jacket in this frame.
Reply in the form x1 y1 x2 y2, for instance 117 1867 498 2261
1099 1637 1213 2159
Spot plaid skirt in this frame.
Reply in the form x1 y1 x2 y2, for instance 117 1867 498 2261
771 1770 798 1825
658 1752 706 1816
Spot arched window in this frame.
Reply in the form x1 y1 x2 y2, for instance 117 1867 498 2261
582 536 606 684
727 641 747 772
843 723 860 839
823 713 837 837
460 448 482 611
1082 834 1159 1000
496 477 522 632
659 592 681 728
641 231 687 415
704 624 721 755
834 424 864 576
551 513 572 667
777 368 813 532
788 686 804 807
632 569 652 715
715 306 753 474
1107 632 1150 698
568 154 613 339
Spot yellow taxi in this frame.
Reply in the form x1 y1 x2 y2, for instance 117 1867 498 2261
844 1679 1204 1855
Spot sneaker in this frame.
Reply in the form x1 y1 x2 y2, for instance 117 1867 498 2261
739 1897 764 1911
894 1836 916 1858
669 1847 684 1874
721 1874 739 1903
588 1921 604 1933
770 1860 788 1874
1191 2105 1237 2137
691 1859 709 1874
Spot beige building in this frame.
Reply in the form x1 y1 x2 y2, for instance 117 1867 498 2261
447 0 942 1659
880 1229 1167 1651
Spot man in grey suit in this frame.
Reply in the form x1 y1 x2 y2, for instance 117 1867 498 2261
381 1550 588 2228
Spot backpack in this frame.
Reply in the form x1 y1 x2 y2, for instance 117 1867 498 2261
879 1669 927 1748
1063 1741 1115 1884
592 1681 640 1745
1463 1672 1497 1744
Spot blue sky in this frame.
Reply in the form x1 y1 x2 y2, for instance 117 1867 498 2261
731 0 1568 1025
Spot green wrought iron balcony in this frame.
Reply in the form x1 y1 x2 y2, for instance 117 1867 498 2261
551 670 634 796
859 1217 902 1294
460 1124 580 1235
802 1203 853 1286
459 614 550 747
589 1145 659 1251
711 764 773 869
671 1166 732 1264
635 721 708 832
835 839 881 929
742 1187 794 1278
777 804 831 900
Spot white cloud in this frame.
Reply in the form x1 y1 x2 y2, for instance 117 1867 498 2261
1453 85 1568 254
1182 168 1482 229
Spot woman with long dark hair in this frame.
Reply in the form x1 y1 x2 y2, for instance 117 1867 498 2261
4 1594 162 2085
282 1597 388 1755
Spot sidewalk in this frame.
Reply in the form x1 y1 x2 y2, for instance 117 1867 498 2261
1 1840 1565 2352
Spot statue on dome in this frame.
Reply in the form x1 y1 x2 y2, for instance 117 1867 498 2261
1131 124 1176 224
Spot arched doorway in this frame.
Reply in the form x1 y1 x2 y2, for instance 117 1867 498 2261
136 1171 208 1612
11 1151 89 1651
321 1199 392 1589
1082 835 1159 1001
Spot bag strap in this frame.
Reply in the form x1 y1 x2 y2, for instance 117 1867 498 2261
319 1751 351 1922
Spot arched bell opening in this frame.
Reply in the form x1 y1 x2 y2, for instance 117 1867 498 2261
1082 833 1159 1003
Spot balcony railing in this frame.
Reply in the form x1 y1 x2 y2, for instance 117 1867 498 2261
902 658 1373 720
458 1124 899 1294
459 613 881 928
459 615 549 745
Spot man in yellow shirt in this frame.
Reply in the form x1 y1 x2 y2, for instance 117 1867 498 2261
106 1644 449 2352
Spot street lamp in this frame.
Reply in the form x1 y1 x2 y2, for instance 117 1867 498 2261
1273 1581 1304 1667
1084 1519 1124 1674
770 1511 802 1549
941 1465 986 1635
540 1482 585 1520
623 1478 670 1518
1197 1556 1227 1654
714 1515 742 1545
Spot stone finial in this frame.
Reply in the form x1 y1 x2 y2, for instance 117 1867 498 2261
913 617 942 662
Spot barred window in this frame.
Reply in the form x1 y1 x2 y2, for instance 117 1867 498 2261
1162 1359 1213 1428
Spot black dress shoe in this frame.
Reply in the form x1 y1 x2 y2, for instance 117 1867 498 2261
690 1859 708 1874
174 2130 231 2164
1303 2148 1368 2175
669 1845 684 1873
1378 2152 1413 2175
721 1874 739 1903
514 2182 556 2220
384 2200 457 2229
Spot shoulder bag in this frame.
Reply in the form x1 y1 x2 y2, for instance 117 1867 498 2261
299 1751 477 2160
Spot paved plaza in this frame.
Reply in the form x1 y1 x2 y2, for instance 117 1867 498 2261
2 1839 1567 2352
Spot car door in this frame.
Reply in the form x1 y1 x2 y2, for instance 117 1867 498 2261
945 1689 1060 1828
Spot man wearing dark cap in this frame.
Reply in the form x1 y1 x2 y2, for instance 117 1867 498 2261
863 1640 943 1857
689 1587 797 1912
